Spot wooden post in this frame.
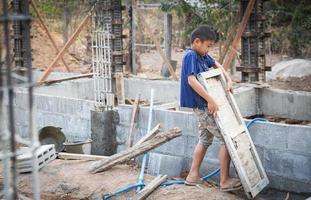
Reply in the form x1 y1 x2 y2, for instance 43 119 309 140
63 0 70 45
114 72 125 105
38 5 96 83
219 12 240 64
222 0 255 71
161 13 173 77
89 127 182 173
136 9 178 81
130 3 136 74
30 0 71 72
127 94 141 148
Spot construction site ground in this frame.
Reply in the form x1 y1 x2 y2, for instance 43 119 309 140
0 159 243 200
1 159 308 200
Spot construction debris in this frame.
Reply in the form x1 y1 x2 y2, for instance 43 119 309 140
134 123 161 147
17 145 56 173
89 127 182 173
57 152 109 161
134 174 167 200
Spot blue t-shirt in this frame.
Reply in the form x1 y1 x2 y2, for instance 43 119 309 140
180 48 215 110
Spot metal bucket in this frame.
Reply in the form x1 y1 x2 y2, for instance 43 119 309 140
39 126 66 152
63 138 93 154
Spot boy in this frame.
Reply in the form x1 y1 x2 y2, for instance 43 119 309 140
180 25 241 191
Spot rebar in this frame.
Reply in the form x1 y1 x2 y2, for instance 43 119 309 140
0 0 39 199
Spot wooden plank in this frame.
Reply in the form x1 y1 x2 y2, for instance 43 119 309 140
57 152 109 161
114 72 125 105
39 73 93 85
219 12 240 64
38 5 95 83
136 9 178 81
153 102 178 110
127 94 141 148
222 0 256 70
133 175 167 200
197 69 269 199
89 127 182 173
30 0 71 72
134 123 161 146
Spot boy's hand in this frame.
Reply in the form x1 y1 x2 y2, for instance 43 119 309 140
207 98 219 116
227 80 233 94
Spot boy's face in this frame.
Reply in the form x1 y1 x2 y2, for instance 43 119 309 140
193 39 215 56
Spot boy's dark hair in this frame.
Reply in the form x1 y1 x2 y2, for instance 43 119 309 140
190 25 218 43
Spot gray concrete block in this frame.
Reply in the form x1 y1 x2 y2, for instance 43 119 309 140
124 78 180 103
234 86 257 117
147 152 183 177
184 135 199 158
116 125 128 145
246 120 289 150
152 135 186 157
287 124 311 155
267 172 311 193
116 105 133 125
264 149 311 182
260 88 311 121
117 144 127 153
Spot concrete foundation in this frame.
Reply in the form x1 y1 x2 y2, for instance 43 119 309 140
116 104 311 193
9 70 311 195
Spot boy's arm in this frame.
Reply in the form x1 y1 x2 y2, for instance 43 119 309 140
214 61 233 93
188 75 219 115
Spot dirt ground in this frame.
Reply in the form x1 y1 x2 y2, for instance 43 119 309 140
267 75 311 92
31 22 91 74
11 159 243 200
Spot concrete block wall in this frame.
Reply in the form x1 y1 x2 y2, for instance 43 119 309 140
260 88 311 121
31 71 311 121
116 104 311 193
123 78 311 121
11 91 96 141
124 78 180 104
247 121 311 193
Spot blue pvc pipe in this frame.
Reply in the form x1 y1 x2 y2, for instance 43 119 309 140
202 168 221 180
160 180 185 187
137 89 154 192
103 183 145 200
246 117 269 128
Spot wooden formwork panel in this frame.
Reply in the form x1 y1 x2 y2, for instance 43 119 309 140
197 68 269 199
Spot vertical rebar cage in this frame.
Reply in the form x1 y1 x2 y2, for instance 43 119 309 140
0 0 40 199
91 0 125 110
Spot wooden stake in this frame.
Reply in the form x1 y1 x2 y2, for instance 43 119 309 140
40 73 93 85
38 5 96 83
30 0 71 72
219 13 240 64
114 72 125 105
222 0 256 70
89 127 182 173
136 9 178 81
127 94 141 148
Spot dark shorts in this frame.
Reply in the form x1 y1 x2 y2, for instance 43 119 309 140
194 108 225 148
